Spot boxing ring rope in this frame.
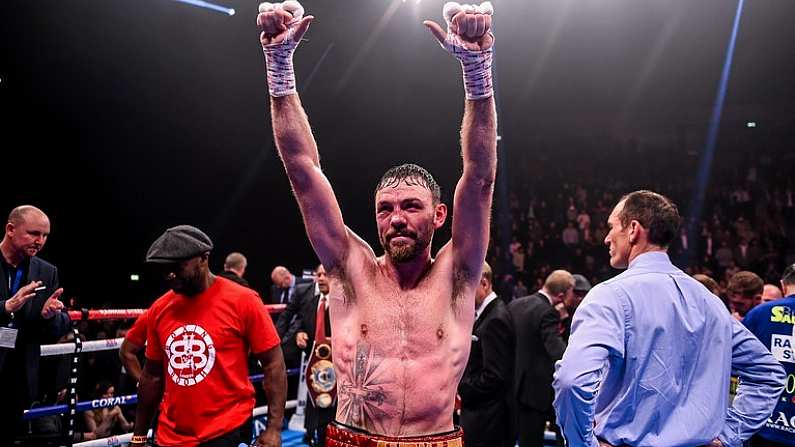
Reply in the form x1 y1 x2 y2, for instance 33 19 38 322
23 371 302 420
65 304 286 322
23 305 297 447
54 403 301 447
69 394 303 447
70 396 302 447
41 337 125 356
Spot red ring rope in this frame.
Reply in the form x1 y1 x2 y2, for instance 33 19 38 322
67 304 286 321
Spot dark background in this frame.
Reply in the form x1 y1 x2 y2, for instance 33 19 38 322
1 0 793 306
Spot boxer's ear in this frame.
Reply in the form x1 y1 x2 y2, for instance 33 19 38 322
433 203 448 229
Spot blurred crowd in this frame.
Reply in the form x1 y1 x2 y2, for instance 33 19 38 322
487 133 794 303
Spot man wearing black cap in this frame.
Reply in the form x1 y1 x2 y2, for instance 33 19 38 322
131 225 287 447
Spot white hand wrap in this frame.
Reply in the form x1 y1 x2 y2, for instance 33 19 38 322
260 1 305 97
440 1 494 100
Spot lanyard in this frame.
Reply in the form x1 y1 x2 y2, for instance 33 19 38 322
7 269 24 327
9 268 23 295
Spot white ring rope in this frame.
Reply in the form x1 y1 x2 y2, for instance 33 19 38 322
40 337 124 356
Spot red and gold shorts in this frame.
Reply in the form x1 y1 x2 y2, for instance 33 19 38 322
326 422 464 447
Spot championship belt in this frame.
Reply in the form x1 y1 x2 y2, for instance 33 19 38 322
306 296 336 408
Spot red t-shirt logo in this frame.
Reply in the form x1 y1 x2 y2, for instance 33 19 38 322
165 324 216 387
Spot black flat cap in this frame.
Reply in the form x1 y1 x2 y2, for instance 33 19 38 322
573 274 592 293
146 225 213 263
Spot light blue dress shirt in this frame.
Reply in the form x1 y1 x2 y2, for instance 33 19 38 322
553 251 785 447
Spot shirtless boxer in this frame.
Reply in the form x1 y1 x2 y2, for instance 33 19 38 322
258 1 497 444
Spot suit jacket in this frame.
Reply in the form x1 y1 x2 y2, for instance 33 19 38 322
217 270 250 288
0 256 70 402
275 282 328 352
269 277 314 306
459 297 515 446
274 281 334 431
509 292 566 412
270 285 289 306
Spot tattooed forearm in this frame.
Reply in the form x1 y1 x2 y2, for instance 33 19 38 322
337 341 394 433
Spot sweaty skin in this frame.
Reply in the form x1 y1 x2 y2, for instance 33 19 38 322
260 4 497 437
329 244 475 435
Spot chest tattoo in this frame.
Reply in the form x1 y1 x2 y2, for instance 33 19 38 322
338 341 394 433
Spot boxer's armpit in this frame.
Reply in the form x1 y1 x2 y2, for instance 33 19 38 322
451 266 475 306
337 341 396 433
328 262 358 305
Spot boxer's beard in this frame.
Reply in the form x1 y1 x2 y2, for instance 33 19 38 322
382 231 430 263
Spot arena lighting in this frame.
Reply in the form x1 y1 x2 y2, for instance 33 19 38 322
746 121 757 128
686 0 746 262
335 0 403 92
130 274 140 281
171 0 236 16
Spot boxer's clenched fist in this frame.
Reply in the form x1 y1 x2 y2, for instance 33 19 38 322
424 1 494 52
257 1 312 46
257 1 313 97
423 2 495 100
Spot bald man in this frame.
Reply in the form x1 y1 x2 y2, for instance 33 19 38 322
270 266 295 305
762 284 783 304
0 205 69 445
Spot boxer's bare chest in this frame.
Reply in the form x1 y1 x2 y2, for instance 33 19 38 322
327 261 473 435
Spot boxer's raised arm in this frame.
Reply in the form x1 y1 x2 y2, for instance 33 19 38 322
452 96 497 279
259 2 349 270
425 3 497 279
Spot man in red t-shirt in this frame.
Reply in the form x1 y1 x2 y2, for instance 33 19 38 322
131 225 286 447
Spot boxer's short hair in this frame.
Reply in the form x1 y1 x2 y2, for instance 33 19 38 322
375 164 441 205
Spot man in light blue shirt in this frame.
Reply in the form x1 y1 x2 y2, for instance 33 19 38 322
553 190 785 447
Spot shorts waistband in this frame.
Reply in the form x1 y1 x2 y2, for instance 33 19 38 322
327 421 463 447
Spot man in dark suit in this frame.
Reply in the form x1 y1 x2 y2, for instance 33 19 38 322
0 205 70 446
276 264 335 446
270 265 312 305
272 266 313 377
458 262 515 447
509 269 571 447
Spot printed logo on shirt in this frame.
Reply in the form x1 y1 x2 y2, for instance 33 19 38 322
165 324 216 387
766 411 795 434
771 306 795 324
772 334 795 364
